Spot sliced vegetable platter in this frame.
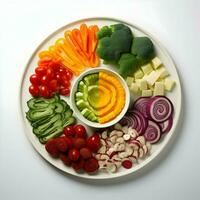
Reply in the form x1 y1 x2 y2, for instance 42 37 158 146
20 17 182 179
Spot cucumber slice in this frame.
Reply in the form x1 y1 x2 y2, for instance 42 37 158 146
28 105 54 121
60 99 70 111
31 113 55 128
63 109 73 120
27 98 49 109
36 114 62 134
62 117 76 127
54 102 64 113
39 127 63 144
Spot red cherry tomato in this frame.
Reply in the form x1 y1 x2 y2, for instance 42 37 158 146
84 158 99 173
45 139 59 157
72 158 85 172
59 153 71 166
65 70 73 80
58 68 66 74
64 137 73 149
80 147 92 159
29 85 39 96
40 75 50 85
35 66 46 76
48 79 58 92
30 74 40 85
48 61 60 72
46 68 54 79
40 85 50 97
63 126 75 138
55 137 68 152
59 87 70 96
86 134 101 152
73 138 86 149
62 80 70 88
74 125 86 138
55 73 63 84
68 148 80 161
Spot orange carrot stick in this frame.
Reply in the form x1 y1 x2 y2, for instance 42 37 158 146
80 24 88 53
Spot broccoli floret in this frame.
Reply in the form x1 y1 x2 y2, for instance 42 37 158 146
131 37 155 64
118 53 139 77
96 24 133 63
97 26 112 39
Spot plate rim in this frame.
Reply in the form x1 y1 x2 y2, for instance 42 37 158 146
19 17 182 180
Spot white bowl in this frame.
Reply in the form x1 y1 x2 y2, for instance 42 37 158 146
70 68 130 128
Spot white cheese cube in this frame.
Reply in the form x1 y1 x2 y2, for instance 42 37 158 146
153 82 164 96
144 71 160 86
135 79 142 88
142 90 152 97
156 66 169 78
134 68 144 79
126 76 134 87
140 80 148 90
130 83 140 94
141 63 153 75
151 57 162 69
164 78 176 91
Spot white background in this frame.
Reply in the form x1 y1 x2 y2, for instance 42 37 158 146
0 0 200 199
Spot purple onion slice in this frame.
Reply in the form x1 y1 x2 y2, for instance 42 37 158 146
144 120 161 144
159 116 173 134
147 96 174 122
126 110 148 135
132 97 150 118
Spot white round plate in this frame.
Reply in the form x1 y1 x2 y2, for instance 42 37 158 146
20 17 182 180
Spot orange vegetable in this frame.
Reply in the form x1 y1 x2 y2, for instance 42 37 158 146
37 24 100 76
80 24 88 53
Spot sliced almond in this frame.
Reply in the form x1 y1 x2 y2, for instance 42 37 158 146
136 136 146 145
125 145 133 156
100 154 109 161
106 140 113 147
118 151 129 158
114 161 122 168
132 149 139 158
95 154 101 160
146 141 152 153
98 146 107 154
143 145 148 155
110 135 117 144
111 154 121 162
122 126 128 134
129 143 140 150
117 143 126 151
110 130 117 137
106 162 117 173
106 147 115 156
138 148 144 158
116 137 124 144
101 131 108 139
116 131 123 137
128 156 137 163
100 139 106 146
114 123 122 130
98 161 107 168
113 143 120 151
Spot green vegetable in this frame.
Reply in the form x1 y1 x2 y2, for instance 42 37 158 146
131 37 155 64
118 53 139 77
97 26 112 39
26 95 75 143
96 24 133 63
